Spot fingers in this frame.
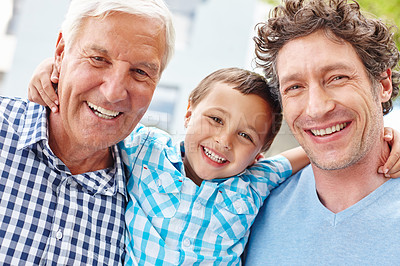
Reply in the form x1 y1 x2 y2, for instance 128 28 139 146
380 127 400 178
51 65 60 84
383 127 393 142
40 80 59 113
28 80 58 113
28 58 59 113
387 169 400 179
380 151 400 178
28 82 47 106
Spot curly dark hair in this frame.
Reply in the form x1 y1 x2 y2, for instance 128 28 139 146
254 0 400 115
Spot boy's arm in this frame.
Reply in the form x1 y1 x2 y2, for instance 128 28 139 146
279 146 309 174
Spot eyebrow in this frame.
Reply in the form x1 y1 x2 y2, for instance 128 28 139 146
134 62 160 74
279 63 354 85
89 45 109 55
211 107 230 117
280 73 304 86
89 45 160 74
320 63 353 74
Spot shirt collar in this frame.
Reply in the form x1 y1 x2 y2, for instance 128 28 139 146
17 104 48 150
111 144 128 201
166 141 185 173
16 104 127 200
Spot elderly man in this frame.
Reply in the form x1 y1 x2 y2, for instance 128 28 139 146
245 0 400 264
0 0 174 264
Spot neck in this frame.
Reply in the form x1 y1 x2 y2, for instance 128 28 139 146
48 112 113 175
182 156 202 186
313 137 390 213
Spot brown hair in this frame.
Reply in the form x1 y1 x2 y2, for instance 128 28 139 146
254 0 399 115
189 67 282 152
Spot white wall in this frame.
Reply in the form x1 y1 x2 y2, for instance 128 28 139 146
0 0 16 73
1 0 70 98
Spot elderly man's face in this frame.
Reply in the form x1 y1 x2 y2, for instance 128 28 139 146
53 13 166 151
276 30 391 170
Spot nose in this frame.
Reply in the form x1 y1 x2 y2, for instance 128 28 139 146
215 132 233 151
100 67 129 103
305 83 335 118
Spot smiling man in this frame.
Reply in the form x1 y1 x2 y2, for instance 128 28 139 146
0 0 174 264
245 0 400 264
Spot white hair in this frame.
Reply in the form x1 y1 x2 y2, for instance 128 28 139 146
61 0 175 72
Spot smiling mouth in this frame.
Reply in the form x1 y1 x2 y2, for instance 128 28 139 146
203 147 227 164
87 101 120 120
310 122 348 137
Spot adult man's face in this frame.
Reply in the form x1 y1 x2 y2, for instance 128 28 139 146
54 12 166 152
276 30 392 170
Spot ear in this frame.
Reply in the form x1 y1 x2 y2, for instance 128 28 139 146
248 153 264 166
379 68 393 102
184 101 192 128
54 31 65 74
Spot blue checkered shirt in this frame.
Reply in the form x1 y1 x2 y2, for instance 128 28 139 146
120 125 292 265
0 97 127 265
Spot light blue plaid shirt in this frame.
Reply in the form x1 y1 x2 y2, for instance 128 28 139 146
120 125 292 265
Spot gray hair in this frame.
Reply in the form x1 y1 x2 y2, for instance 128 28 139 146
61 0 175 73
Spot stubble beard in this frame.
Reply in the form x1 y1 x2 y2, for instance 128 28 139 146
303 110 382 171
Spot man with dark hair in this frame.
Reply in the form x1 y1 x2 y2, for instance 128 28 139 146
245 0 400 264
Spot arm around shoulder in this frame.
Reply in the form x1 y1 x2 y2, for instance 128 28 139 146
280 146 310 174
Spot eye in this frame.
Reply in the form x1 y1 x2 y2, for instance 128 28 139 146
330 75 349 83
89 56 110 67
238 132 253 142
284 84 302 94
135 69 147 76
209 116 223 125
91 56 107 63
131 69 150 81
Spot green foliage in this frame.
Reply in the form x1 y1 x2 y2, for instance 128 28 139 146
260 0 400 48
357 0 400 48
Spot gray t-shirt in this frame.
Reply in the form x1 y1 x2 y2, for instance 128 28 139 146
245 165 400 265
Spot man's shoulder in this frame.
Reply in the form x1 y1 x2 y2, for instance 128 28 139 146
271 164 313 194
121 124 174 150
0 96 28 115
0 96 44 130
119 124 181 168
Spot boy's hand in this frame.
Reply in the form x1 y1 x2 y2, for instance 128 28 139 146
379 127 400 178
28 58 59 113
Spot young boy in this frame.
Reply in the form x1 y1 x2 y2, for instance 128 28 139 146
120 68 308 265
29 64 400 265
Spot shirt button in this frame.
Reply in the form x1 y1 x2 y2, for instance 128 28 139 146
194 202 202 210
183 238 191 247
157 179 162 187
55 230 63 240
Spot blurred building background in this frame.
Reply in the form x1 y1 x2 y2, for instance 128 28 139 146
0 0 398 156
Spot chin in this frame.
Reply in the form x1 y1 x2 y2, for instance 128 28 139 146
311 156 360 171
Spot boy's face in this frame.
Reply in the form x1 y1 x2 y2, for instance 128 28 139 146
183 82 272 184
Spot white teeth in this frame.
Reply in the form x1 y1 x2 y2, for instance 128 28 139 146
311 123 347 136
203 147 227 164
87 101 120 119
